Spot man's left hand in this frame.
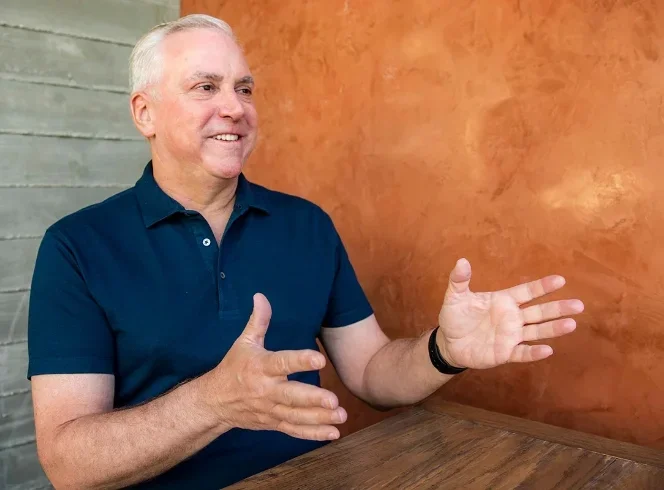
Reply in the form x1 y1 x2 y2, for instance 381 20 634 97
436 258 585 370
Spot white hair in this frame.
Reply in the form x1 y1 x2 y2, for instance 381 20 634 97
129 14 236 94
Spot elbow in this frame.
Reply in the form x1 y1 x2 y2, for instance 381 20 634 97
353 380 397 412
37 436 94 490
361 394 405 412
355 376 421 412
37 445 75 490
365 401 393 412
36 445 66 490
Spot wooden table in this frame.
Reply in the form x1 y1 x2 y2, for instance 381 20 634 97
227 400 664 489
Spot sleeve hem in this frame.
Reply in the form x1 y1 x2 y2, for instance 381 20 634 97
28 357 114 379
323 303 374 329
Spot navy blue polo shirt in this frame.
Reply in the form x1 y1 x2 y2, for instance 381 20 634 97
27 162 373 489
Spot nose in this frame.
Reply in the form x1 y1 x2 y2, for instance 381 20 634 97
218 90 245 121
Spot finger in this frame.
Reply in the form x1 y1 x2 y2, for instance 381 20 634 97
522 318 576 342
502 275 566 306
276 421 341 441
271 405 347 426
263 349 326 377
521 299 585 325
447 258 472 294
241 293 272 345
509 344 554 363
274 381 339 409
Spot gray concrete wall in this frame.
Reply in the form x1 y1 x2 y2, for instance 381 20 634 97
0 1 180 487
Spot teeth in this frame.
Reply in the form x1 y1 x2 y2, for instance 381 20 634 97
213 134 239 141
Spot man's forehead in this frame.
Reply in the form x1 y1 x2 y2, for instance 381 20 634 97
161 30 251 80
162 28 244 63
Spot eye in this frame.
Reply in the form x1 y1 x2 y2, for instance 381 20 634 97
197 83 215 92
237 87 253 96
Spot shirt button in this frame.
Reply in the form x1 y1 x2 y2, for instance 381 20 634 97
202 238 211 247
220 272 226 279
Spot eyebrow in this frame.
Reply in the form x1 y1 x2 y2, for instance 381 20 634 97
187 72 254 85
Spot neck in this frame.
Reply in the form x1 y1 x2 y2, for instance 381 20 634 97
152 157 238 215
151 155 238 243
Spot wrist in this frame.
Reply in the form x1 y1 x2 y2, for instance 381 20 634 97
428 326 467 374
190 372 234 435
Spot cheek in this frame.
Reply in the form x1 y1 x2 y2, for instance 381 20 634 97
244 104 259 129
160 100 212 131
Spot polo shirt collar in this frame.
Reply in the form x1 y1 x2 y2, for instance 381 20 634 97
135 161 270 228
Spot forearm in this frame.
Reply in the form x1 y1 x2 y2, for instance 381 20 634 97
43 376 225 489
361 329 454 409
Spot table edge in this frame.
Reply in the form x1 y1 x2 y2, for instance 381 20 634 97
422 399 664 469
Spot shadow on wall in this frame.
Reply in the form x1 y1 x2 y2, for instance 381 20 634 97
182 0 664 448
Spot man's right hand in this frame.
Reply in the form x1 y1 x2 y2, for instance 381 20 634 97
200 293 346 441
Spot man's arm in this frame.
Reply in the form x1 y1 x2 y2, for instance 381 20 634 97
33 295 345 490
33 373 225 489
321 259 584 410
321 316 450 410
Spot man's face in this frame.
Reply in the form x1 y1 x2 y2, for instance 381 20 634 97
150 28 258 179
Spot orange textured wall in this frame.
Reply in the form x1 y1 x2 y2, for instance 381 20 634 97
182 0 664 447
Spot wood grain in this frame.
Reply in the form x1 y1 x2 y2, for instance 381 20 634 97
424 400 664 469
227 406 664 489
580 459 664 489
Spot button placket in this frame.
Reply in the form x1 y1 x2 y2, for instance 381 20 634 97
217 203 248 314
182 212 218 280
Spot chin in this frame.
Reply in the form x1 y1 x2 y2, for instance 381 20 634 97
202 159 245 180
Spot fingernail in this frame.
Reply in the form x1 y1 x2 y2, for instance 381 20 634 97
312 357 323 369
328 432 338 440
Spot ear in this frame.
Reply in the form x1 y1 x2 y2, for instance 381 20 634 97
130 91 156 139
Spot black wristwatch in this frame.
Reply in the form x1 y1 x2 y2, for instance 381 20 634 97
428 326 468 375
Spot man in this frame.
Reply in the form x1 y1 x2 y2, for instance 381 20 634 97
28 14 584 490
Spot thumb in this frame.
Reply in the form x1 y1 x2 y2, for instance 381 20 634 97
447 258 472 294
242 293 272 345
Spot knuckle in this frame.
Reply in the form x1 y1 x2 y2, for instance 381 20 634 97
246 377 266 398
281 385 294 406
285 408 302 424
268 403 282 419
277 420 298 437
271 354 287 374
280 355 291 373
255 412 271 427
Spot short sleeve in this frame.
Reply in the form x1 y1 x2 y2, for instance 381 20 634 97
27 229 115 379
322 218 374 328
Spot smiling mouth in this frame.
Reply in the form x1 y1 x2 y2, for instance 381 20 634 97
210 134 240 141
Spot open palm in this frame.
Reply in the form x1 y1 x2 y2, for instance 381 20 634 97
437 259 584 370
